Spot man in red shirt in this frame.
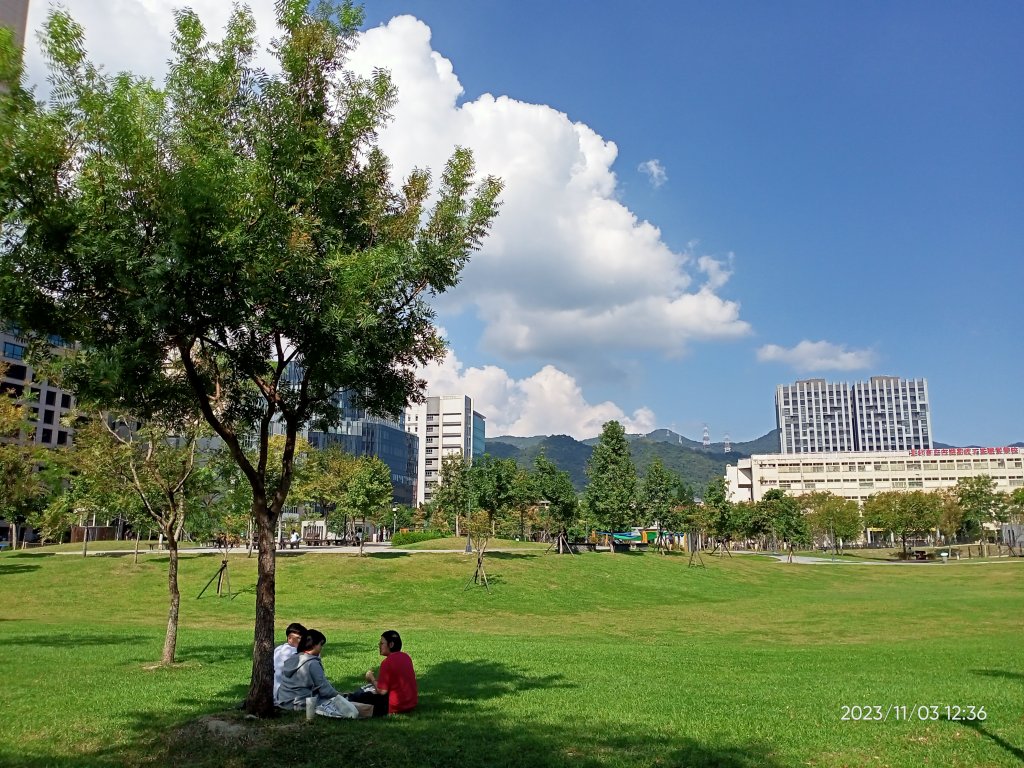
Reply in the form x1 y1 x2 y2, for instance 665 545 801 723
348 630 418 717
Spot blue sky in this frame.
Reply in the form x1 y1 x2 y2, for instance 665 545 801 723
22 1 1024 444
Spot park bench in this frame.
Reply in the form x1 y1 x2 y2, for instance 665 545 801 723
913 550 929 561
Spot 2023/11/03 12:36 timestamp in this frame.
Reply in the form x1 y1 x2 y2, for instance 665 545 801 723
841 705 987 721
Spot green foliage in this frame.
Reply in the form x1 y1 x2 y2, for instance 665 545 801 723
0 369 58 542
344 457 393 525
863 490 942 554
953 475 1008 540
702 476 733 541
466 454 521 525
799 490 863 545
758 488 810 548
432 453 471 530
533 453 578 532
584 420 638 533
390 530 446 546
638 456 677 536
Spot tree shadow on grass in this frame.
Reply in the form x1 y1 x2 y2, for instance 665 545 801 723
971 668 1024 683
958 718 1024 763
0 562 40 574
419 658 575 711
0 631 151 649
0 656 790 768
486 551 541 560
364 552 411 559
5 552 54 558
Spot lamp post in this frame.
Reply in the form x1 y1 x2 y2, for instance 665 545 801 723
392 505 397 540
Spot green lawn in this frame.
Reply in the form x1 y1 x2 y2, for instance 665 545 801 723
0 548 1021 767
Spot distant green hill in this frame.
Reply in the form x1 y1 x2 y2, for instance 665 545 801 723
486 428 779 493
487 431 1015 493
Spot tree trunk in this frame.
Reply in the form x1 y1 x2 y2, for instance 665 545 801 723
9 520 17 550
134 531 140 565
244 501 277 717
162 537 180 665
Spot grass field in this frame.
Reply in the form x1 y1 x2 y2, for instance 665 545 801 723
0 546 1021 767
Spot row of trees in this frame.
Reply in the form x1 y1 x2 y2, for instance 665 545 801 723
1 404 397 665
560 420 1024 556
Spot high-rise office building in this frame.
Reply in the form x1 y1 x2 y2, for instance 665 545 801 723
405 394 486 506
0 0 29 50
776 376 932 453
852 376 932 453
304 389 419 507
269 379 419 506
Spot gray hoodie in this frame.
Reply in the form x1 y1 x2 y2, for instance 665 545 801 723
275 652 341 709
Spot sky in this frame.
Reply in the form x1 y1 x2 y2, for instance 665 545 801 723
19 1 1024 445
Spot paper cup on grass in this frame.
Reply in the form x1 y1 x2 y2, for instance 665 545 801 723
305 696 317 721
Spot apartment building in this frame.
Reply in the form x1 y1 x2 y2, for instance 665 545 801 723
405 394 485 506
776 376 932 453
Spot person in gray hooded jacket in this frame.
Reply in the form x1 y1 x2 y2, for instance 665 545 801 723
276 629 372 718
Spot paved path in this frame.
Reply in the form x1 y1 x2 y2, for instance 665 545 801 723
52 542 532 557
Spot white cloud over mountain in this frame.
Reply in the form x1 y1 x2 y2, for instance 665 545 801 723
419 345 655 439
756 340 877 372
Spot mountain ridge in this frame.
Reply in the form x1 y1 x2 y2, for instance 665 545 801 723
486 429 1021 492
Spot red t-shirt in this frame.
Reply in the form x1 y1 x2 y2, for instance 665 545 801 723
377 651 417 714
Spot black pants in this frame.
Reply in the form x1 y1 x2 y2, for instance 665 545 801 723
346 689 389 718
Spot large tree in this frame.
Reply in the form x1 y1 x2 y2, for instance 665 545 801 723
863 490 941 556
584 420 638 547
638 456 677 552
953 476 1007 553
344 456 393 555
432 453 471 536
54 413 206 664
799 490 862 554
533 453 578 552
0 3 501 716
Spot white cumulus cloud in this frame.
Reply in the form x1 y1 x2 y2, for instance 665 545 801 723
419 347 655 439
347 16 751 366
756 340 877 372
20 5 752 388
638 159 668 188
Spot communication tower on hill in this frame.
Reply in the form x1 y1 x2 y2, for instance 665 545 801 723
702 424 710 451
724 433 732 453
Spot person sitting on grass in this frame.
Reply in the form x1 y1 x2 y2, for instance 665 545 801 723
346 630 418 717
273 622 305 700
276 629 371 719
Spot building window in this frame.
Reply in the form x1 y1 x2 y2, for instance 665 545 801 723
41 428 53 443
3 342 25 360
60 393 71 409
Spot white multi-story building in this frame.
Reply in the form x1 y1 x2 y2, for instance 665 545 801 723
405 394 485 506
726 446 1024 507
776 376 932 453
